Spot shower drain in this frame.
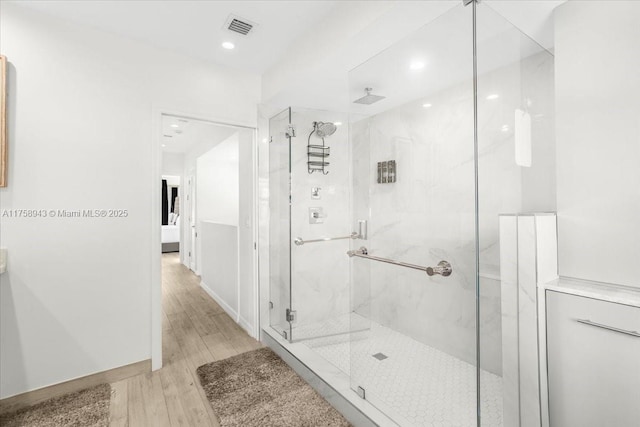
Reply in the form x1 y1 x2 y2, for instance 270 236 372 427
372 352 388 360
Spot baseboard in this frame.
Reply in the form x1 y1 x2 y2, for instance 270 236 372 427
238 315 255 339
200 280 238 321
0 359 150 415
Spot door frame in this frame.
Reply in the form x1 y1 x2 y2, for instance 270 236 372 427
151 106 259 370
186 172 197 273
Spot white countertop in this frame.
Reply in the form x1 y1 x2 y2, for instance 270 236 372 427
544 277 640 308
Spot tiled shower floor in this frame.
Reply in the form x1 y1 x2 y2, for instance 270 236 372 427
297 315 503 427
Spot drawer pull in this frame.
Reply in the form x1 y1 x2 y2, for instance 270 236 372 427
576 319 640 338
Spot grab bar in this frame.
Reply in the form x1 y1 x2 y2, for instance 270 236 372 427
294 232 359 246
347 247 452 277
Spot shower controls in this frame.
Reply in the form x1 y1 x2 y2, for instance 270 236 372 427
377 160 397 183
311 187 321 199
309 207 325 224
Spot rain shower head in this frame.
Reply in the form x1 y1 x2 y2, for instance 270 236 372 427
314 121 337 138
353 87 386 105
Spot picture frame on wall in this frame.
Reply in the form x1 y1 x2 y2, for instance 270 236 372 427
0 55 6 187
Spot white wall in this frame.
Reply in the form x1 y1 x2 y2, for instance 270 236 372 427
162 153 184 177
555 1 640 288
196 134 239 226
237 130 256 335
191 128 256 336
0 3 259 398
200 222 238 320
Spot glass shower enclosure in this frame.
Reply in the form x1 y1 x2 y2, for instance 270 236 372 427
268 1 555 426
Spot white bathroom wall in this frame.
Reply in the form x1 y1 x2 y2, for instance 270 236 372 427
555 1 640 288
0 3 259 398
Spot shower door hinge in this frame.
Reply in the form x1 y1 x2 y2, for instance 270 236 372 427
286 124 296 138
286 308 297 323
357 386 366 400
281 330 288 340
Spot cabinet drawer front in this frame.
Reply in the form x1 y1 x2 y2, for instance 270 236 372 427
546 291 640 427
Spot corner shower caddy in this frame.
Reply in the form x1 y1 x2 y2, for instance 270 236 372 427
307 122 331 174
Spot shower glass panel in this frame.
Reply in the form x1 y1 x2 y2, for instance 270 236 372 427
288 107 352 342
348 4 479 426
269 106 352 343
269 107 292 339
476 3 555 426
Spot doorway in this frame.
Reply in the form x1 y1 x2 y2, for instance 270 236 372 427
153 111 259 370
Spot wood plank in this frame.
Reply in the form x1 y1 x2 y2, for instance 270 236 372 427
201 332 238 361
109 379 128 427
0 359 150 415
128 372 171 427
160 360 217 427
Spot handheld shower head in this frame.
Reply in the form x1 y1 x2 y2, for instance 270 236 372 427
314 121 337 138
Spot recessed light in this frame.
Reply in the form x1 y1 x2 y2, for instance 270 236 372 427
422 103 432 108
170 124 179 128
162 144 166 147
222 41 235 50
410 60 426 70
501 125 510 132
486 94 500 100
334 122 342 126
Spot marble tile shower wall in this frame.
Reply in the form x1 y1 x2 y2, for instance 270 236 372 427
290 110 352 335
351 51 554 374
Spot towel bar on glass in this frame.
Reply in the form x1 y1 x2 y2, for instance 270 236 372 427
347 247 452 277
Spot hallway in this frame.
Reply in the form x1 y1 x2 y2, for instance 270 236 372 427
109 253 262 426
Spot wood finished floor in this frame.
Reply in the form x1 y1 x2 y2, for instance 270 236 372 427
109 252 262 427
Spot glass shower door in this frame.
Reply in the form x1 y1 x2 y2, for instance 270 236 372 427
348 4 478 426
269 107 292 340
476 3 556 426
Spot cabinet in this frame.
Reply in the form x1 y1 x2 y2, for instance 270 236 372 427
546 291 640 427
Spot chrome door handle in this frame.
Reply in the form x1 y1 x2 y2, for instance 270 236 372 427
575 319 640 337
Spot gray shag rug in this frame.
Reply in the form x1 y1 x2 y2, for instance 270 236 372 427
0 384 111 427
196 347 351 427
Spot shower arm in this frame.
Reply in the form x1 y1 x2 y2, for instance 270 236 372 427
347 247 452 277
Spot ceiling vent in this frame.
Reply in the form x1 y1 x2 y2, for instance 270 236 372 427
224 14 257 36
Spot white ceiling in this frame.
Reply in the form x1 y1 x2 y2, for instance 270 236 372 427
162 115 237 154
265 0 565 112
10 0 339 74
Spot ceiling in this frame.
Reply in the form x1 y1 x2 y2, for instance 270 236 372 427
162 115 237 154
9 0 339 74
